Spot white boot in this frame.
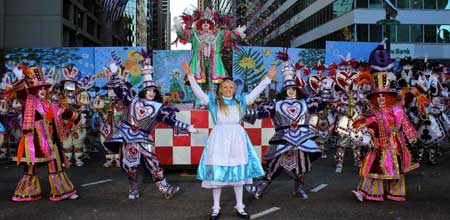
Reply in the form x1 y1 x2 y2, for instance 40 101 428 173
103 154 114 167
114 154 121 168
74 152 84 167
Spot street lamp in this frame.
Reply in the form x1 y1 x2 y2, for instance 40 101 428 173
377 0 400 53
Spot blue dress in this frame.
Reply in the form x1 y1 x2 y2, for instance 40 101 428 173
197 93 265 188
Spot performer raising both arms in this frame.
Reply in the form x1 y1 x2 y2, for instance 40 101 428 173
182 61 277 220
104 50 198 200
244 53 321 200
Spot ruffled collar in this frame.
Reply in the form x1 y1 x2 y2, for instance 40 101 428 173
222 96 235 105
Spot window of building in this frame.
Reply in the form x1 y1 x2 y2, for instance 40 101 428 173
87 17 95 36
397 0 410 8
369 24 382 42
357 24 369 41
437 0 450 9
397 24 410 42
74 7 84 29
424 0 438 9
411 0 423 9
424 25 437 42
411 24 423 42
63 0 71 20
356 0 369 8
369 0 382 8
333 0 354 17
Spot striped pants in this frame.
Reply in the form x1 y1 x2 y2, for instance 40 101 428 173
12 161 77 202
356 175 406 201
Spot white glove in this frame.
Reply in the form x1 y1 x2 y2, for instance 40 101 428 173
12 65 24 82
109 61 118 73
172 17 183 32
188 125 199 134
442 88 448 98
235 25 247 39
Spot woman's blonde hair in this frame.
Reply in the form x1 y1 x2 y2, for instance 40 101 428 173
216 79 241 115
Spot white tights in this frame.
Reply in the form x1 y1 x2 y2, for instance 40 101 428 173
212 186 245 214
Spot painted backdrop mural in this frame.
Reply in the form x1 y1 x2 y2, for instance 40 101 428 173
233 46 325 96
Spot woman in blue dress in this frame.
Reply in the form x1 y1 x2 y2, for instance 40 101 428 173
182 62 277 220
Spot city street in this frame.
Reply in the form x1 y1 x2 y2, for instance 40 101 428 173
1 146 450 220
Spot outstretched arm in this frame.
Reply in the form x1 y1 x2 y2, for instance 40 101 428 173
157 106 197 134
243 101 275 124
246 66 277 105
182 62 209 105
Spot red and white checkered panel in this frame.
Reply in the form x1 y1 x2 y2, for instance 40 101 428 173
153 110 274 165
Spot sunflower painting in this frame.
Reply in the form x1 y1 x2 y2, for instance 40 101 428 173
233 46 266 93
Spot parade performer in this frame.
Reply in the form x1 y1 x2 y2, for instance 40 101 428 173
8 64 82 201
351 45 419 202
0 122 6 159
101 62 131 168
308 62 337 159
90 90 119 168
0 90 9 159
173 8 246 86
183 61 276 219
406 62 448 164
75 76 96 160
104 51 198 200
60 65 86 166
333 55 365 172
244 53 321 200
174 8 246 109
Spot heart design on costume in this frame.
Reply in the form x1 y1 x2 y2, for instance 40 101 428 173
134 102 155 121
280 101 303 122
336 71 359 91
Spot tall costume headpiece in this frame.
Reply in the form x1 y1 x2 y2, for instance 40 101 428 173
276 48 296 91
138 48 157 92
367 40 397 98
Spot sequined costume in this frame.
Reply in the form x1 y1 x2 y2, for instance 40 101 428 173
243 59 320 199
104 53 195 200
351 50 420 202
8 65 81 202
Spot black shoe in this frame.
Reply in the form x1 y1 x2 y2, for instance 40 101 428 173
209 211 220 220
235 209 250 219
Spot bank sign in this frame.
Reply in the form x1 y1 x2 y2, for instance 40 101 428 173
326 41 415 64
390 44 415 58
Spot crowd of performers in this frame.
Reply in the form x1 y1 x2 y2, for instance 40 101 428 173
0 43 449 220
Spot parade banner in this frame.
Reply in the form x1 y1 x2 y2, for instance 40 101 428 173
3 47 95 84
325 41 378 65
3 46 325 103
152 50 194 103
233 46 325 95
94 47 145 88
325 41 416 64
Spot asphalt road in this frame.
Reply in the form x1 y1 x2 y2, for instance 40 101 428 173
1 145 450 220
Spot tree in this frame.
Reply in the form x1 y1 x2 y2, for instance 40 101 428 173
233 46 266 92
